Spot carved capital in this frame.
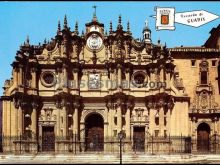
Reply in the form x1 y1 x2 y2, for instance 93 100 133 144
31 100 39 109
117 63 122 69
73 68 79 73
166 97 174 109
116 98 124 108
146 99 154 109
30 67 37 73
55 100 64 109
126 101 134 110
73 102 80 109
125 68 130 73
156 99 164 108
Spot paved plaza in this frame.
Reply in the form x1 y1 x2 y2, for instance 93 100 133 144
0 153 220 164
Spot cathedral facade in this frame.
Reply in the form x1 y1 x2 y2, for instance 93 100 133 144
1 14 220 154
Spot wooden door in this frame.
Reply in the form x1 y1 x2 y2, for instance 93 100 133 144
85 114 104 151
133 127 145 152
197 123 210 152
42 126 55 152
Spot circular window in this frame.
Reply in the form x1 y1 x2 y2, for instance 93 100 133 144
41 72 56 87
134 74 145 85
132 71 148 88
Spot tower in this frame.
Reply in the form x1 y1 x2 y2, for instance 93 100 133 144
143 19 151 44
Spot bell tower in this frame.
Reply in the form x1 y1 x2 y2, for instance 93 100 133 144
143 19 151 44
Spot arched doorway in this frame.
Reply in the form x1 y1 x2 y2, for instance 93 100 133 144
197 122 210 152
85 113 104 151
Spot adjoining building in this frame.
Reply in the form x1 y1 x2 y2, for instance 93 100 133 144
1 13 220 154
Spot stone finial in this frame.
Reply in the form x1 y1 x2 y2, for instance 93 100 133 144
26 35 29 45
110 21 113 33
63 14 68 29
127 21 130 33
117 14 123 30
44 38 47 44
75 21 79 35
57 20 61 32
158 38 161 45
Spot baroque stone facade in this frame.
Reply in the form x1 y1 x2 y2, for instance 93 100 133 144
1 14 220 153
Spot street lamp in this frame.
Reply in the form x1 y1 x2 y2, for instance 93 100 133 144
118 130 126 165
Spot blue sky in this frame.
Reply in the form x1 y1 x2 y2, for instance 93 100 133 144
0 1 220 95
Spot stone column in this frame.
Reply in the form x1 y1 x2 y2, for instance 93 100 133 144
31 107 37 136
2 101 7 136
147 100 154 135
125 108 131 139
13 67 18 87
104 122 108 152
63 105 67 137
18 65 23 86
125 68 130 89
117 107 122 132
214 118 218 133
110 68 115 91
125 105 132 152
131 125 134 148
56 104 61 137
166 70 171 89
166 109 171 135
117 101 122 132
18 105 23 135
6 101 11 137
117 64 122 88
106 101 113 138
31 67 37 89
73 104 79 138
80 122 85 152
159 106 164 136
73 68 79 90
63 64 68 92
191 118 197 153
14 103 18 136
57 68 62 90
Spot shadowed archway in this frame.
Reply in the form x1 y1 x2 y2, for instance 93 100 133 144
197 122 210 152
85 113 104 151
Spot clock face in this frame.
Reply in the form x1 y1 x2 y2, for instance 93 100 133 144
87 34 103 50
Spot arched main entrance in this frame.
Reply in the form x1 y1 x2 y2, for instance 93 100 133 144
85 113 104 151
197 122 210 152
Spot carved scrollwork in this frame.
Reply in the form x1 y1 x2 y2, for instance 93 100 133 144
131 39 145 51
200 91 208 110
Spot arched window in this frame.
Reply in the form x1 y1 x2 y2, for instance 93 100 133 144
201 71 208 84
200 59 209 85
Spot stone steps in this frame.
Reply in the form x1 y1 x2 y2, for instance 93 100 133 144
0 154 218 164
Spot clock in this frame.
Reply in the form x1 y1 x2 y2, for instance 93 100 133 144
87 34 103 50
